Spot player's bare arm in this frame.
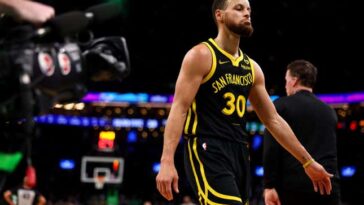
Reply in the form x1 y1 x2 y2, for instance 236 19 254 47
156 43 212 200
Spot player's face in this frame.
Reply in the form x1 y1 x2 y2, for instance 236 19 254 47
223 0 253 37
285 70 297 96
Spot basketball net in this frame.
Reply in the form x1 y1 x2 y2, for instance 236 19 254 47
95 175 107 189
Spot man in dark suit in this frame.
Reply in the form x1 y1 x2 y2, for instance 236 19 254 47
263 59 341 205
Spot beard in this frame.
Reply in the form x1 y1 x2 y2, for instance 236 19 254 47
226 20 254 38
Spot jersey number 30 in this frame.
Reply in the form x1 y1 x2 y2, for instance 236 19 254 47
222 92 246 118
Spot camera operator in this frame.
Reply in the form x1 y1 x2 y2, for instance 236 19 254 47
0 0 54 26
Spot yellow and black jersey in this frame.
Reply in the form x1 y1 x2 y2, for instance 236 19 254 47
183 38 255 143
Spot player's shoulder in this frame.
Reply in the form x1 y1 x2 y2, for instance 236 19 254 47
244 57 261 72
184 42 212 62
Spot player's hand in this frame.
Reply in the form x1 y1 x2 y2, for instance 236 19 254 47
11 0 55 26
264 188 281 205
156 161 179 201
304 160 333 195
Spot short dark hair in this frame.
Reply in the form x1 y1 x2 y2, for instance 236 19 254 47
287 59 317 88
212 0 228 24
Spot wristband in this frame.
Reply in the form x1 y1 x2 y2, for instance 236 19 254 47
303 158 315 168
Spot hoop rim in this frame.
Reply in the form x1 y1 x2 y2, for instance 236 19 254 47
94 175 108 189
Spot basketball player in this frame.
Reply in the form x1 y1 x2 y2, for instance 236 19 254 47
156 0 333 204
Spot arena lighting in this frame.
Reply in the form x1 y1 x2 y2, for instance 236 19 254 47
341 166 356 178
162 119 167 126
246 122 259 133
146 119 158 129
34 114 167 128
59 159 75 170
149 95 169 103
99 131 116 140
82 92 280 105
127 130 137 143
252 135 263 151
81 91 364 106
152 162 161 174
112 159 120 172
112 118 143 128
337 122 345 129
0 152 23 173
258 123 265 134
317 92 364 104
349 121 358 131
82 92 154 103
98 131 116 151
360 120 364 127
254 166 264 177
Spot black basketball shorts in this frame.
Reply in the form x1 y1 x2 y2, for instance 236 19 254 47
184 136 250 205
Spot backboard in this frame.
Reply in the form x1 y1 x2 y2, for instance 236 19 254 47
81 156 124 188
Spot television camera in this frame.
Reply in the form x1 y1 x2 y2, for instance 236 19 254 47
0 2 131 121
0 3 130 189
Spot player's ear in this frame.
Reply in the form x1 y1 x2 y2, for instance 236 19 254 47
215 9 224 22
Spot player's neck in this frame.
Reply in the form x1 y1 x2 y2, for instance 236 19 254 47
214 33 240 58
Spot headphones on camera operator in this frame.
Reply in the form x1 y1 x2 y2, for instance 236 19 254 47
0 2 131 121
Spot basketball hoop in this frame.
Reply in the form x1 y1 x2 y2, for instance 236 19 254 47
81 156 124 189
94 175 107 189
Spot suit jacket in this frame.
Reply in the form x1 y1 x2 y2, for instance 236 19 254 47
263 90 340 193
